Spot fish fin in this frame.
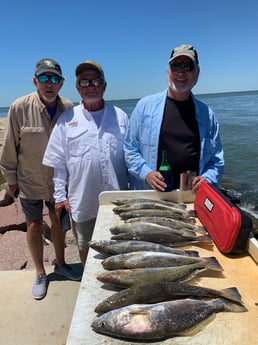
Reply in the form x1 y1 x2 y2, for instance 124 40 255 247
220 298 248 312
184 250 200 257
220 287 243 304
196 235 212 243
204 256 223 271
195 226 208 234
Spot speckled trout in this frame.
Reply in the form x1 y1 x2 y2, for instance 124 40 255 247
118 209 196 223
91 298 247 340
95 281 243 314
88 239 199 257
110 222 197 238
124 216 206 234
111 198 187 210
101 251 222 270
97 262 222 288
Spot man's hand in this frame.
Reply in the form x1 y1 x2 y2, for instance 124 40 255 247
191 176 206 193
55 200 70 217
146 171 167 191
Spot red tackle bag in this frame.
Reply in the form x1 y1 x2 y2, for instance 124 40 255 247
194 180 253 254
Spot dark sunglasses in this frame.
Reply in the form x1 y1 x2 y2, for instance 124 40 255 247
37 75 62 84
77 78 105 88
170 61 195 72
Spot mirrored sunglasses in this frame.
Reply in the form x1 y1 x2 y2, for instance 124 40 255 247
78 78 105 87
170 61 195 72
37 75 62 84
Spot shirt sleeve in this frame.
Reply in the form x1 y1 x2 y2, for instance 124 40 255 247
0 106 20 184
53 168 68 202
42 120 67 169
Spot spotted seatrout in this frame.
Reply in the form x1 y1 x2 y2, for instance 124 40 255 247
88 239 199 257
101 251 222 270
95 281 243 314
97 262 222 288
91 298 247 340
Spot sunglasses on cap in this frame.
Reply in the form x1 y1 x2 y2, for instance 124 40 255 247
77 78 105 88
36 75 62 84
170 61 195 72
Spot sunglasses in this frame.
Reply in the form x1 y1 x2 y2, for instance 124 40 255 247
170 61 195 72
37 75 62 84
77 78 105 88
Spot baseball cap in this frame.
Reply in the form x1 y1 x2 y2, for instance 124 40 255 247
35 58 63 78
75 60 105 79
169 45 199 65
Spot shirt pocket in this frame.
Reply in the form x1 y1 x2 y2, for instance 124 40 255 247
20 126 47 156
140 114 157 146
67 128 92 158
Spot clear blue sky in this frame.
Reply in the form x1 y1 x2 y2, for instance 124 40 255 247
1 0 258 107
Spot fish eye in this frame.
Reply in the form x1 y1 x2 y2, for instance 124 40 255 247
101 321 106 328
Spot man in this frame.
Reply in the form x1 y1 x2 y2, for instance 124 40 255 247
124 44 224 192
0 58 81 300
43 60 128 266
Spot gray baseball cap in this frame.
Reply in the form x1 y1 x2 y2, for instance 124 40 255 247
35 58 63 78
169 45 199 65
75 60 105 79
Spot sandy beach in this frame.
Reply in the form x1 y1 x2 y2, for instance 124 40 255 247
0 117 82 345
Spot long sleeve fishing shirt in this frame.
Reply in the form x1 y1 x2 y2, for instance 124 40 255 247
124 90 224 190
0 92 73 200
42 102 129 222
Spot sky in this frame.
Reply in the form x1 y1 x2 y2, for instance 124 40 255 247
1 0 258 107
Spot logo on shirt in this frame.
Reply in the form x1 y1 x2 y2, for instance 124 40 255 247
68 121 78 127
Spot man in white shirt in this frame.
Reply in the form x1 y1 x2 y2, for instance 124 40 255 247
43 61 128 265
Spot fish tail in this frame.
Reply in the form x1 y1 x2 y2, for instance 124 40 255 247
204 256 223 271
184 250 200 257
220 287 243 304
195 226 208 234
197 235 212 243
220 298 248 312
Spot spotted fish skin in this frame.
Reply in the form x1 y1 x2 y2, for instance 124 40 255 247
94 282 243 314
101 251 222 270
88 239 199 257
97 262 222 288
91 298 247 340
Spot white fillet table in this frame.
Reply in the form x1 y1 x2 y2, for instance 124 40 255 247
66 190 258 345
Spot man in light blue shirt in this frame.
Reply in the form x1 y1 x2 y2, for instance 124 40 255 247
124 44 224 192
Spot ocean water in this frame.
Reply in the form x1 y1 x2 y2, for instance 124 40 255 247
112 91 258 218
1 90 258 217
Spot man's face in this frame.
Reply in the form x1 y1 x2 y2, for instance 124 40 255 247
33 73 63 105
76 70 106 105
167 56 199 96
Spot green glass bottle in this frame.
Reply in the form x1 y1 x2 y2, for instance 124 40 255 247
159 150 173 192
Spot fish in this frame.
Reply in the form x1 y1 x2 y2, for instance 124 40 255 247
118 209 196 223
113 200 189 214
111 197 187 210
88 239 199 257
110 222 197 238
97 262 222 288
124 216 207 234
101 251 222 270
111 230 211 247
91 298 247 340
95 281 243 314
